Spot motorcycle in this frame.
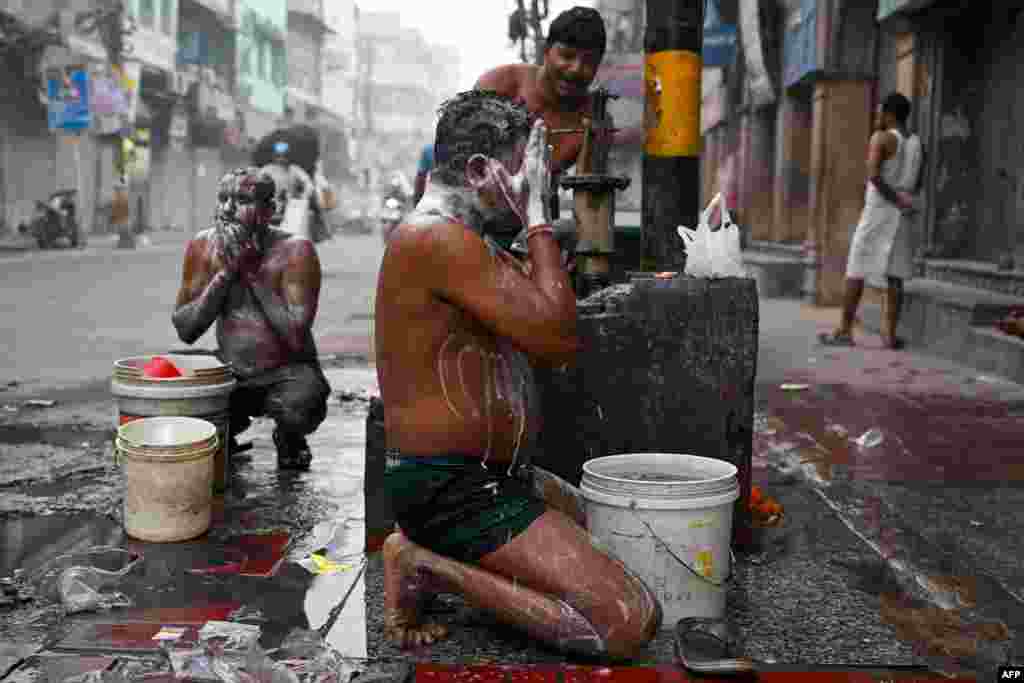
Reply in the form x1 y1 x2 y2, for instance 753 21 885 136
380 196 405 243
19 189 81 249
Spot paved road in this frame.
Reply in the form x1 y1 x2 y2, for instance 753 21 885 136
0 232 1021 677
0 231 384 392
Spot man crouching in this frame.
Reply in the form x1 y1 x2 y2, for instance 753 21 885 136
172 167 330 469
374 91 661 658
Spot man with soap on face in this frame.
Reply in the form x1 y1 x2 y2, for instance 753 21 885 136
172 167 330 470
374 90 661 657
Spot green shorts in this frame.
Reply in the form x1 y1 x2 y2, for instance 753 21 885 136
384 454 547 564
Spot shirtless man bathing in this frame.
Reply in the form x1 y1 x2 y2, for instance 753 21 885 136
375 91 661 658
476 6 607 176
172 167 330 469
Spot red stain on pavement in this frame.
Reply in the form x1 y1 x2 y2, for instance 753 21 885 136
111 604 241 624
757 384 1024 483
53 623 202 653
186 533 291 577
235 532 291 576
415 665 948 683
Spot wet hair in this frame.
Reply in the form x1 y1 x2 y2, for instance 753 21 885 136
545 6 606 58
881 93 911 125
216 166 276 221
432 90 532 186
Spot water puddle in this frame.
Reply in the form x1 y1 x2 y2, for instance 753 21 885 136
0 514 124 578
0 425 112 449
0 377 375 663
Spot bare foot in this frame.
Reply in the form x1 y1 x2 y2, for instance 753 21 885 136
382 532 448 648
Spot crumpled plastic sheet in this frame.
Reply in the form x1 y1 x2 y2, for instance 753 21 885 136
272 629 359 683
168 647 240 683
199 621 262 652
60 670 130 683
30 546 142 614
166 627 358 683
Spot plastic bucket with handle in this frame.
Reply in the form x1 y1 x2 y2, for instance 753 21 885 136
116 416 218 543
581 453 739 625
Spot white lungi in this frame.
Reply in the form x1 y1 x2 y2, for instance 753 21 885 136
846 130 922 286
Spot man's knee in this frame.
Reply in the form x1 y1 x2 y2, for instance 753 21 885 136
561 571 661 660
602 577 663 659
271 365 330 435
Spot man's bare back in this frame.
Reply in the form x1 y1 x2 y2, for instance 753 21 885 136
375 211 556 465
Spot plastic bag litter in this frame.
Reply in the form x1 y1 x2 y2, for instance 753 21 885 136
30 546 141 614
199 621 262 652
677 192 748 279
854 428 884 449
58 566 134 614
246 644 301 683
168 647 235 683
60 670 129 683
273 629 359 683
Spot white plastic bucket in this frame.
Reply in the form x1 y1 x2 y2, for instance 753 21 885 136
112 356 235 492
580 453 739 626
117 417 217 543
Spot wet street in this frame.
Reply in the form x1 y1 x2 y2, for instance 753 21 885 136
0 233 1021 680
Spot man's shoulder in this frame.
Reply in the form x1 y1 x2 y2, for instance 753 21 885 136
390 214 479 257
477 63 535 95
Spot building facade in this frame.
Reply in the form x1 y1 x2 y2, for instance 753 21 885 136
0 0 361 240
700 0 1024 379
354 11 460 186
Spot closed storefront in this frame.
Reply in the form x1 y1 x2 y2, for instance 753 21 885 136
925 3 1024 265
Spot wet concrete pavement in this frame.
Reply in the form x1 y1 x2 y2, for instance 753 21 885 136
1 244 1022 681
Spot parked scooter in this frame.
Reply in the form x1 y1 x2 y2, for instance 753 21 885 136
19 189 81 249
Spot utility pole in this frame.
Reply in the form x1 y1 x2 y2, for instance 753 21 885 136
641 0 703 272
75 0 136 248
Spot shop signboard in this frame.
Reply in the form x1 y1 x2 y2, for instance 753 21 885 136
47 67 91 131
703 0 737 68
783 0 817 88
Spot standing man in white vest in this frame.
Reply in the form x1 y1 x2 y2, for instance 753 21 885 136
820 93 925 350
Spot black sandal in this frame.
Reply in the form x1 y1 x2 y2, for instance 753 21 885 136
674 617 756 675
818 331 855 347
273 428 312 470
